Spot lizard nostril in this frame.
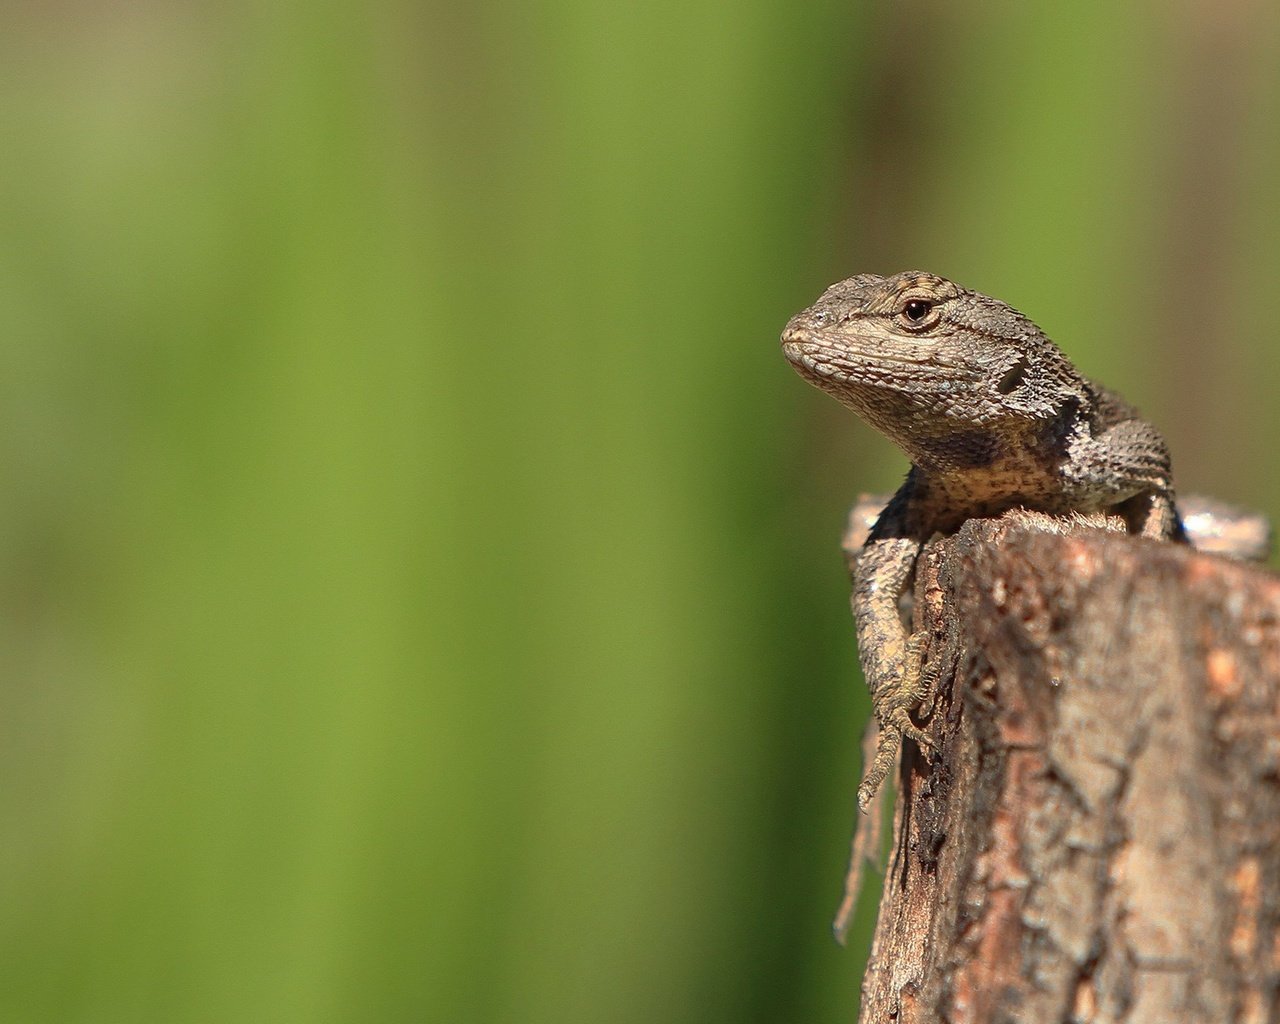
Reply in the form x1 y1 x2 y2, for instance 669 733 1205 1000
781 316 812 347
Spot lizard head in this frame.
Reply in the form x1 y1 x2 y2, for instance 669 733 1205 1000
780 271 1083 469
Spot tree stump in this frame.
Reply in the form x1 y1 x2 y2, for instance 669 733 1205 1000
858 514 1280 1024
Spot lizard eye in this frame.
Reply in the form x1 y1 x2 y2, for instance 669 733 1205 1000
899 298 937 329
903 299 930 321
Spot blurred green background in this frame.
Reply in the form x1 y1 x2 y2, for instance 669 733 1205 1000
4 2 1279 1021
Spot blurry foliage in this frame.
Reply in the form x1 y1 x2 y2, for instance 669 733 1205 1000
1 1 1278 1022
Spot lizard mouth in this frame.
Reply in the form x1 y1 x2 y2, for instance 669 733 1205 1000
783 337 967 380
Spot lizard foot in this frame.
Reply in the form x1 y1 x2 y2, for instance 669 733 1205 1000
887 706 933 750
856 731 898 814
856 710 935 813
856 633 939 812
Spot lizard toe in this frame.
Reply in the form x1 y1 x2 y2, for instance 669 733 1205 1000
888 708 934 750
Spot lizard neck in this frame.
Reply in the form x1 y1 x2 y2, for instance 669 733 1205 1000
905 404 1090 534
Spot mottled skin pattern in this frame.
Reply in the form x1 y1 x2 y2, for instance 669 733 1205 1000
781 272 1184 811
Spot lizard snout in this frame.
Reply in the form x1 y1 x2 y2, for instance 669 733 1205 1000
780 319 807 356
781 309 828 351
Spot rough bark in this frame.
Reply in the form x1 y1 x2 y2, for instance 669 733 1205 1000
858 513 1280 1024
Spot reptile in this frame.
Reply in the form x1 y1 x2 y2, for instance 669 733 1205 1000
781 271 1270 823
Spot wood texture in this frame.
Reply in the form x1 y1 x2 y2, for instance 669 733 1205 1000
858 514 1280 1024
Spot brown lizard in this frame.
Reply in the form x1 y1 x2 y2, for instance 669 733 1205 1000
781 269 1269 830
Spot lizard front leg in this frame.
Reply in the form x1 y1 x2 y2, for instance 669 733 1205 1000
851 534 930 812
1063 415 1183 540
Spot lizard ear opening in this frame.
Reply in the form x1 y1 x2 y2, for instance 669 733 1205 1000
996 357 1029 395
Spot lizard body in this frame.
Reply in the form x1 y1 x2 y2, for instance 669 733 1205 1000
781 272 1186 811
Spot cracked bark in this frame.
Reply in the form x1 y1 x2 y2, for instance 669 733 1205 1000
857 512 1280 1024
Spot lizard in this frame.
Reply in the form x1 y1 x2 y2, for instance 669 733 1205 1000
780 270 1270 827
